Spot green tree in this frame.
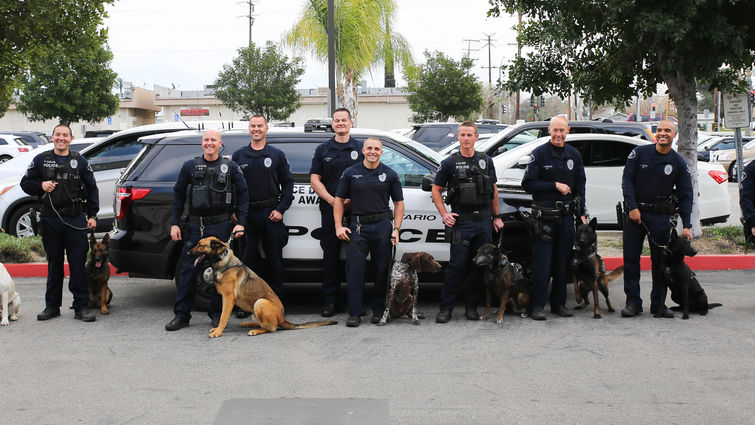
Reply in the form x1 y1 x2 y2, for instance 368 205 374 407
214 42 305 122
0 0 114 117
285 0 413 120
17 32 119 124
489 0 755 235
406 51 483 123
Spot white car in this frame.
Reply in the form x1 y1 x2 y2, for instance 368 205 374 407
494 134 731 227
0 139 99 182
0 134 33 163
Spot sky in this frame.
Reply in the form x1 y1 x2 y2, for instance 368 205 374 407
103 0 519 92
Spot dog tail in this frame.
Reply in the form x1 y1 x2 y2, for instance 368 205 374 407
707 303 722 309
605 265 624 282
280 320 337 330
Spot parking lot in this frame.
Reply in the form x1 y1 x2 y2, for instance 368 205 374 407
2 271 754 424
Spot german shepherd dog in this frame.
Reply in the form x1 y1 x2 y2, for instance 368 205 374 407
662 228 722 319
571 218 624 318
86 232 113 314
377 252 442 326
190 236 337 337
472 243 530 323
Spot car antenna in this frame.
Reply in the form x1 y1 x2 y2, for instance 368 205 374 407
170 109 193 129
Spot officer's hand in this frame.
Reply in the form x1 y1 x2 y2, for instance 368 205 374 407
581 216 587 224
336 225 351 241
555 182 571 195
269 210 283 222
232 224 244 238
170 225 182 241
443 212 458 227
230 213 238 224
42 180 57 192
86 218 96 231
681 228 692 240
751 227 755 237
493 217 504 232
391 229 399 246
628 208 641 224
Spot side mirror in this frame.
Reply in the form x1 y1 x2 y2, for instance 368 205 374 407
422 174 435 192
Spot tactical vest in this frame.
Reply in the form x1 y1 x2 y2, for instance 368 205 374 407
445 152 494 207
40 151 85 216
189 156 234 216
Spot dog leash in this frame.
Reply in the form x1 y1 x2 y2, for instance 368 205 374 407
638 221 670 253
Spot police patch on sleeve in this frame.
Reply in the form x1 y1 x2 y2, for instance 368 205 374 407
567 159 574 170
379 172 386 182
351 151 358 160
220 163 229 173
628 149 637 160
479 159 486 169
664 164 673 175
742 171 748 181
526 154 535 164
264 158 272 168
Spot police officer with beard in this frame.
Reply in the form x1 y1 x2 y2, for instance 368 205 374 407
21 123 99 323
432 121 504 323
165 130 248 331
522 116 586 321
621 119 692 319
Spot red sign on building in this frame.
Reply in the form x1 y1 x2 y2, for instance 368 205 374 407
180 108 209 116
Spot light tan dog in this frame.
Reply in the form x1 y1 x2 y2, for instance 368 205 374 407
0 263 21 326
190 236 336 338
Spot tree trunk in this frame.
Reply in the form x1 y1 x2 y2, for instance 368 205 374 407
337 68 359 124
664 70 701 237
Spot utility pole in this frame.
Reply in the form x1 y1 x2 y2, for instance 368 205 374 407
240 1 256 45
516 12 522 121
461 39 479 60
481 33 496 85
327 0 336 115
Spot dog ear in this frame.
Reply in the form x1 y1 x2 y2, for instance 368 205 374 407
210 239 226 251
89 231 96 248
589 217 597 229
101 233 110 248
670 227 679 239
400 252 413 264
409 253 423 270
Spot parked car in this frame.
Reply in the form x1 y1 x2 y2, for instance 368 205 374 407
0 131 50 149
697 135 753 162
108 127 485 283
438 131 536 157
0 139 97 182
0 135 32 163
626 114 678 123
710 137 755 181
493 134 730 228
408 121 508 151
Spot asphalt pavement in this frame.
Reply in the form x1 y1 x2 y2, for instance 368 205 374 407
2 273 753 424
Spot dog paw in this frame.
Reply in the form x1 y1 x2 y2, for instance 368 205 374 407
208 329 223 338
520 312 529 318
377 320 387 326
608 307 615 312
495 318 503 324
101 309 110 315
1 320 8 326
593 313 602 319
682 314 689 320
10 315 17 321
411 319 419 325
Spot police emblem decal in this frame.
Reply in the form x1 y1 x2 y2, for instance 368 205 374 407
70 159 78 169
742 171 748 181
351 151 358 160
264 158 272 168
379 173 386 182
567 159 574 170
628 150 636 159
479 159 486 169
664 164 673 175
220 163 229 173
526 154 535 164
202 267 214 284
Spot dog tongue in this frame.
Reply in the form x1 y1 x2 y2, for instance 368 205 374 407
95 260 102 268
194 254 206 267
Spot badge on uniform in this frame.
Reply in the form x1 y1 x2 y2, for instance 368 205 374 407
264 158 272 168
664 164 673 175
379 173 386 182
478 159 486 169
220 163 229 174
70 159 78 169
351 151 358 160
567 159 574 170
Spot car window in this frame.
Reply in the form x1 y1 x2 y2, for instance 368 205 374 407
85 136 144 171
586 139 636 167
603 126 645 138
271 141 328 183
715 139 736 150
0 138 6 145
137 145 192 181
380 145 433 187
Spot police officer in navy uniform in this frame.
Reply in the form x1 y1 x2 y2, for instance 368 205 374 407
432 121 504 323
522 116 586 321
334 137 404 327
232 114 293 309
21 123 99 322
621 119 693 318
310 108 363 317
739 160 755 242
165 129 248 331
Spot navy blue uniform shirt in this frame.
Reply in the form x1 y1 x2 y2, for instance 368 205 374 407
521 142 586 216
335 162 403 216
621 144 693 228
170 156 249 226
21 151 99 218
739 160 755 227
232 144 294 213
434 151 498 213
310 136 363 209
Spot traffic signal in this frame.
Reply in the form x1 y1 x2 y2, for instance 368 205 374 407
530 96 535 107
540 95 545 107
502 105 507 113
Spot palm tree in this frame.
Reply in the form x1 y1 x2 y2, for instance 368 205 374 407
285 0 413 120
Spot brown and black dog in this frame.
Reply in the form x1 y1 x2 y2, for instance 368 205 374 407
190 236 336 337
377 252 441 326
571 218 623 318
472 243 530 323
86 232 113 314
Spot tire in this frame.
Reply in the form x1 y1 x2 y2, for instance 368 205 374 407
0 155 12 164
8 205 37 238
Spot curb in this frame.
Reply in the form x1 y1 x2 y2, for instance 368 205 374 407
4 256 755 278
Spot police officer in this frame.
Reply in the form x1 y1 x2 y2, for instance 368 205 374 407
334 137 404 327
621 119 693 319
739 160 755 242
232 115 293 306
432 121 504 323
21 123 99 322
165 129 248 331
522 116 586 321
310 108 363 317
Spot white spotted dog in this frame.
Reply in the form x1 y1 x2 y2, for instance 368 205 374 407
378 252 442 326
0 263 21 326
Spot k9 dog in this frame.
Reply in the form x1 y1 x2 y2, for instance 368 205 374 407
190 236 337 337
377 252 441 326
473 243 530 323
571 218 624 318
0 263 21 326
662 229 722 319
86 232 113 314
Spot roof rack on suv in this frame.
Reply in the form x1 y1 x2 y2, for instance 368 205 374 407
304 118 334 133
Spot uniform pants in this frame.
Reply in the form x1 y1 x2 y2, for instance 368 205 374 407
244 206 287 300
439 218 492 312
319 205 343 304
174 220 231 321
41 215 89 312
623 212 670 310
530 214 574 310
345 219 392 317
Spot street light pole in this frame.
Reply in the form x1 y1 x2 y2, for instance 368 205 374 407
327 0 336 116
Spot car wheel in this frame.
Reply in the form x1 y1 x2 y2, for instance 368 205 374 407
0 155 12 164
8 205 37 238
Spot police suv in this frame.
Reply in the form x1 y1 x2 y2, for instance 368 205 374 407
109 127 506 283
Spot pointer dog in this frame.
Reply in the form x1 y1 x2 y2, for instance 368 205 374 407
0 263 21 326
472 243 530 323
377 252 441 326
86 232 113 314
571 218 624 318
190 236 336 337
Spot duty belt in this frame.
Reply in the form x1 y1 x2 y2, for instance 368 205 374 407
353 210 392 224
188 213 230 225
249 196 278 211
532 200 572 219
637 202 675 215
455 209 491 222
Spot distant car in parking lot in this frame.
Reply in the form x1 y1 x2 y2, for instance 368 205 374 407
709 137 755 181
408 121 508 151
0 139 97 182
697 135 753 162
0 131 50 149
0 135 32 163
